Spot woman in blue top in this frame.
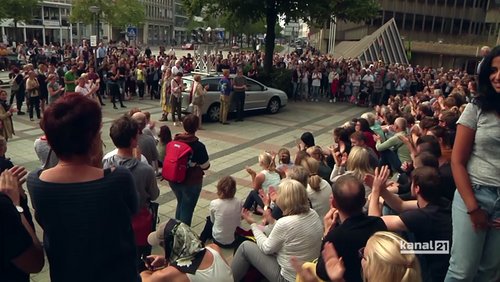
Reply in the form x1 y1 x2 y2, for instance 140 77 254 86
27 94 139 282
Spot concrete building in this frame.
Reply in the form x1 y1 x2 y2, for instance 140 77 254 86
312 0 500 71
0 0 73 45
283 20 309 39
139 0 174 46
173 0 188 45
1 0 177 47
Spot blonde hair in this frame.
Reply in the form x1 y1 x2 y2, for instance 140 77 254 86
259 152 276 171
346 146 374 181
300 157 322 192
364 232 422 282
276 179 310 216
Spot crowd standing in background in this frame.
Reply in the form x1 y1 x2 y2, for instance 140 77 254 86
0 39 499 282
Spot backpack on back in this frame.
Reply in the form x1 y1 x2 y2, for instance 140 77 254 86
162 141 192 183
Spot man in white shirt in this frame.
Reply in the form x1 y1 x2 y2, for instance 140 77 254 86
171 60 183 74
74 76 99 99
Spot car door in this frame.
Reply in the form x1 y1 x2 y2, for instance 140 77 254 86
244 79 267 110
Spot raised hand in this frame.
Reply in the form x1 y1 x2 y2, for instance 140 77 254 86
372 165 390 193
322 242 345 282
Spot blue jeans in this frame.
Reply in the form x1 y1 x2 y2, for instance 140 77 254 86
445 185 500 282
291 82 299 100
312 86 320 100
169 182 203 226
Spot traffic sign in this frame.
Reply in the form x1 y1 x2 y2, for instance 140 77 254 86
90 35 97 47
127 27 138 38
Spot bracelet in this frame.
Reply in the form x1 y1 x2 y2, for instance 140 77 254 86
467 206 481 214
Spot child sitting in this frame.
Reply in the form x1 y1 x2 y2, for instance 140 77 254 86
199 176 242 248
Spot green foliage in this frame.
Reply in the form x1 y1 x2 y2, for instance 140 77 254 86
250 66 293 97
70 0 145 28
1 0 40 24
183 0 379 73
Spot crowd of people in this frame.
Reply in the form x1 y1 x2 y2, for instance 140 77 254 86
0 38 499 282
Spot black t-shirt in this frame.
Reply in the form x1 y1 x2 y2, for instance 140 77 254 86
399 199 452 282
316 214 387 282
184 140 209 186
439 163 456 201
0 193 33 282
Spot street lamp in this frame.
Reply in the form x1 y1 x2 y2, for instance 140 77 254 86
89 5 100 69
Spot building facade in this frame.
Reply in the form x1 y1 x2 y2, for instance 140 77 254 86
173 0 188 45
0 0 73 46
139 0 174 46
313 0 500 70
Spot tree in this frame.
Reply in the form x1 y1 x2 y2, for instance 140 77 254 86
182 0 379 73
1 0 41 41
70 0 145 29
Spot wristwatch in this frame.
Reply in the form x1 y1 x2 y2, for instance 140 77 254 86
15 205 24 213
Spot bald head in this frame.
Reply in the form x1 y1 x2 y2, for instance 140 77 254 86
131 112 146 131
394 117 407 132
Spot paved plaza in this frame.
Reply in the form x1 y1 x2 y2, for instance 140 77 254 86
3 90 367 281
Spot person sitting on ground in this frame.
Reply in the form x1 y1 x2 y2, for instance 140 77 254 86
350 131 379 168
315 174 387 282
294 231 422 282
298 131 315 151
375 117 411 172
276 148 294 177
300 156 332 221
199 176 242 248
330 146 375 197
232 179 323 282
306 146 332 183
103 115 160 271
368 165 451 282
141 217 233 282
243 152 281 214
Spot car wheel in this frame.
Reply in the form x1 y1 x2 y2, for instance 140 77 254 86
207 103 221 122
267 97 280 114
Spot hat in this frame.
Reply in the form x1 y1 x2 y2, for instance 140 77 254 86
147 218 205 274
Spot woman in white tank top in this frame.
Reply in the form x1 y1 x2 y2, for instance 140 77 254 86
243 152 281 212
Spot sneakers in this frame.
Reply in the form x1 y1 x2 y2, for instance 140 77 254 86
329 99 333 103
17 111 26 115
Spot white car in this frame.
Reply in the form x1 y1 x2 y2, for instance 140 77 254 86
180 74 288 122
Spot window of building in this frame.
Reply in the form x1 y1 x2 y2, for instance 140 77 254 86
442 17 452 33
414 14 424 31
404 13 414 31
423 15 434 32
394 12 404 29
451 18 461 35
434 17 444 33
44 6 59 21
461 19 471 34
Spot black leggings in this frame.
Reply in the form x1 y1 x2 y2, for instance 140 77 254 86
110 84 124 107
28 96 40 119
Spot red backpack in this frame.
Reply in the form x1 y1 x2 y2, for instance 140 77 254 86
162 141 193 183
